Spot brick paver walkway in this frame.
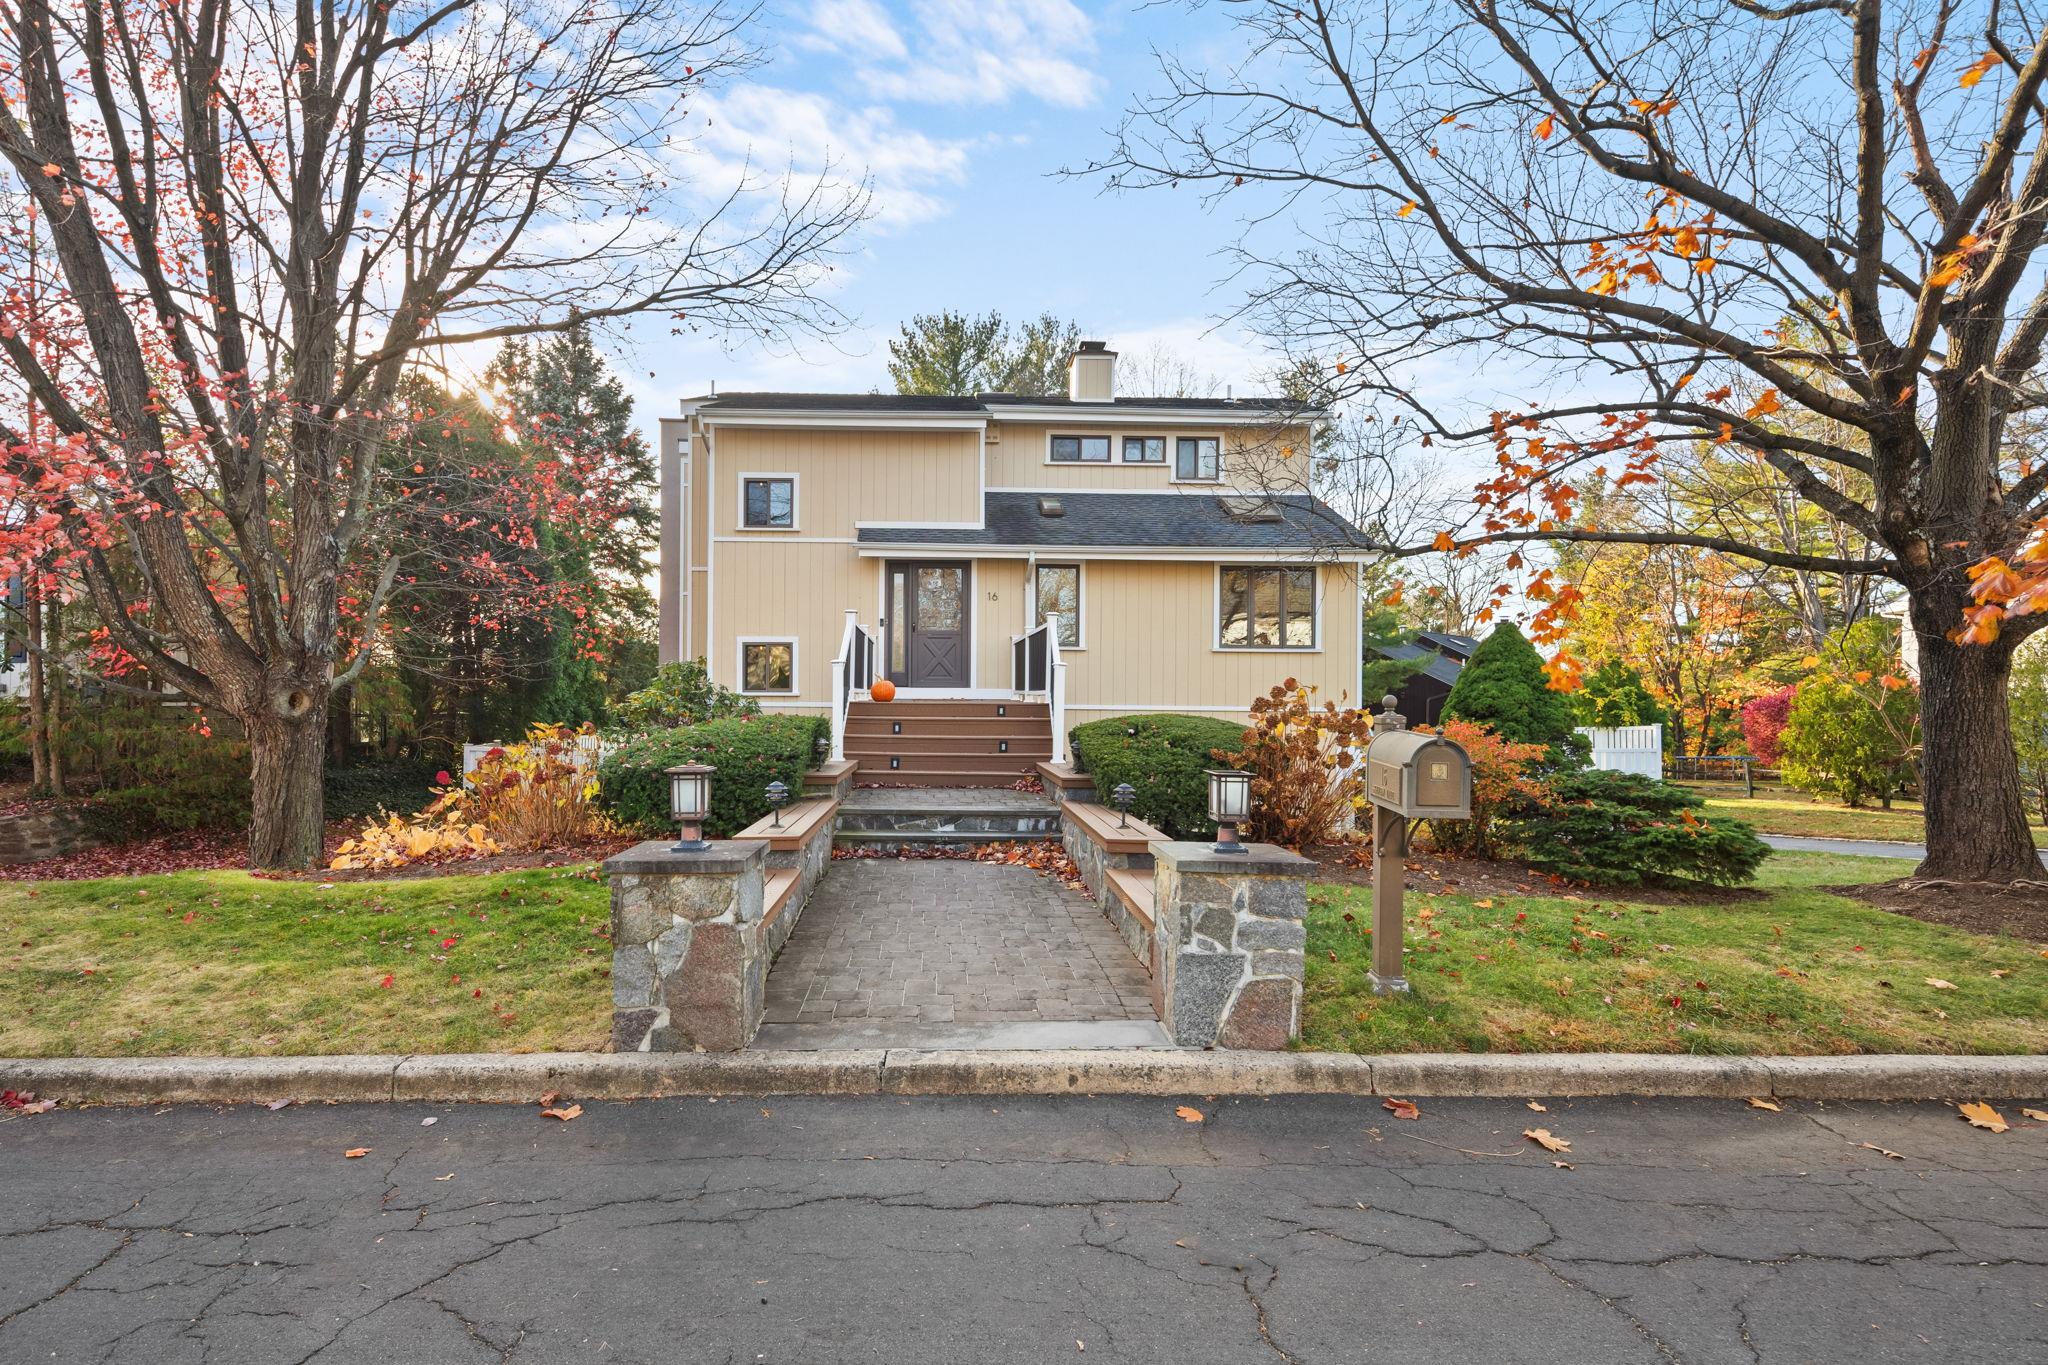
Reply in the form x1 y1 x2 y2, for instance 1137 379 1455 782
760 860 1156 1042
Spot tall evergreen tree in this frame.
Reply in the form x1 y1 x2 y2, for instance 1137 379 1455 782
1443 622 1581 763
997 314 1083 395
888 311 1083 396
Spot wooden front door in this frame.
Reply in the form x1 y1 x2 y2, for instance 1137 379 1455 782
886 561 970 688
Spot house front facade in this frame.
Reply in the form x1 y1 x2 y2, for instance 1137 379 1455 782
656 342 1373 783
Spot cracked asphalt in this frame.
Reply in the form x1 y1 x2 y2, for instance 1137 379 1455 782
2 1094 2044 1363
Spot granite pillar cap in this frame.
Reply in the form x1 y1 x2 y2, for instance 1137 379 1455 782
1147 840 1317 876
602 839 769 876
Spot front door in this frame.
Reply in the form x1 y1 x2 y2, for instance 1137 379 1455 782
886 561 970 688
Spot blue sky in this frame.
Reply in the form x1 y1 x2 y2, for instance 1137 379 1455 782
611 0 1280 417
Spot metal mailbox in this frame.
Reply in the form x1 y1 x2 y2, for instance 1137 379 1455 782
1365 731 1472 820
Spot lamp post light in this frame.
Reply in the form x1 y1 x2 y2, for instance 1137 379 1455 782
1206 769 1252 856
666 763 715 853
1111 782 1136 829
765 779 790 828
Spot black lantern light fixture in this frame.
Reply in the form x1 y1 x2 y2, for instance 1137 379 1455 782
666 763 715 852
765 779 791 828
1111 782 1136 829
1206 769 1252 855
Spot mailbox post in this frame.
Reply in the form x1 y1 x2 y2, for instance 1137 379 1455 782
1362 697 1473 995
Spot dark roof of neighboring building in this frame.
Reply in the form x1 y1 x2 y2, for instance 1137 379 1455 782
1417 630 1479 658
688 391 1316 415
1372 641 1464 688
858 491 1373 551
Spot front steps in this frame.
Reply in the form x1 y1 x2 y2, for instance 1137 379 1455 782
843 699 1051 788
833 787 1059 850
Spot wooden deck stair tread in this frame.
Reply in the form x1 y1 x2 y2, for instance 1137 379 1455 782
1104 867 1156 931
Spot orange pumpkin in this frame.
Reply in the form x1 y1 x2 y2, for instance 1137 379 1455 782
870 678 897 702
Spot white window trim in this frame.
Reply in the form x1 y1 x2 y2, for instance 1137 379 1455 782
1033 561 1086 651
736 636 800 695
1173 435 1225 485
1211 563 1323 653
1045 432 1114 466
737 471 800 532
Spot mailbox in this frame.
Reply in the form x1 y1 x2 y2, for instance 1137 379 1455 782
1365 731 1472 820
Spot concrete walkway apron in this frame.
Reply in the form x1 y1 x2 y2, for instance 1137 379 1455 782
756 858 1170 1050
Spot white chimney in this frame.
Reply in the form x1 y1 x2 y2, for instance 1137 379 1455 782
1068 340 1117 402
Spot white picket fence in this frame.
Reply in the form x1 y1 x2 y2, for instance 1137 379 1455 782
1575 723 1664 780
460 734 608 786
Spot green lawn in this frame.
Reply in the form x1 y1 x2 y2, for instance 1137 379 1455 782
1683 785 2048 846
1302 852 2048 1055
0 866 613 1057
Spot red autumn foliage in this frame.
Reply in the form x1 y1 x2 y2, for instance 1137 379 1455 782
1740 686 1796 766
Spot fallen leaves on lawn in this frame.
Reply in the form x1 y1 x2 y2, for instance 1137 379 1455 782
1959 1101 2009 1133
1382 1097 1421 1120
1745 1097 1782 1112
1925 978 1958 991
1523 1127 1571 1153
1175 1106 1204 1123
345 1147 372 1158
540 1104 582 1122
1859 1142 1906 1160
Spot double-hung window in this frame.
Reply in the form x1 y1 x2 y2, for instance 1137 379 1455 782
1122 436 1165 464
1033 564 1081 647
1175 437 1220 482
741 476 795 529
1050 434 1111 463
1218 566 1317 649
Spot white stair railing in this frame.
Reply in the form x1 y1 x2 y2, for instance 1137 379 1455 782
1046 612 1069 766
829 610 879 762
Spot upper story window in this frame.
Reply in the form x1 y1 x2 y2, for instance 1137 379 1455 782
1051 434 1111 463
1218 566 1317 649
1176 437 1221 482
1122 436 1165 464
741 475 795 529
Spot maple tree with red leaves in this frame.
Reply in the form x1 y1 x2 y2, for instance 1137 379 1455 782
1088 0 2048 883
0 0 865 868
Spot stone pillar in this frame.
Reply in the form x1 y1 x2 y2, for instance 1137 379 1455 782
1149 841 1314 1049
603 840 769 1052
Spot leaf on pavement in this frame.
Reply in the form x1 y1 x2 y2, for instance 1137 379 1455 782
434 1173 456 1181
1859 1142 1905 1160
421 1116 437 1126
540 1104 582 1122
265 1098 293 1111
1523 1127 1571 1153
1173 1105 1205 1123
1551 1160 1573 1169
1526 1100 1547 1112
538 1090 560 1106
1959 1101 2009 1133
2022 1108 2048 1122
344 1147 371 1158
1745 1097 1782 1112
1383 1097 1421 1120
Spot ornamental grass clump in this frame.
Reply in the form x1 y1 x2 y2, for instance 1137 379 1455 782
1216 680 1373 850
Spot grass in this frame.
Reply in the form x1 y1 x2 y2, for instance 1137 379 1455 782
1681 783 2048 846
1302 852 2048 1056
0 865 613 1057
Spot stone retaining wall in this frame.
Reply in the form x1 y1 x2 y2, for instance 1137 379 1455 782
606 842 770 1053
1150 841 1313 1050
0 806 99 865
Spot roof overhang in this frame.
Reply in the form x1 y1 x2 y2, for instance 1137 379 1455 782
700 411 988 430
854 543 1376 563
984 405 1318 426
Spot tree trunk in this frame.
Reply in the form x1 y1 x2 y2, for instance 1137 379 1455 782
43 593 62 798
24 582 48 794
245 684 329 870
1911 602 2040 882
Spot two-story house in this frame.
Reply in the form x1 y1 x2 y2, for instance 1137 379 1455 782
656 341 1374 785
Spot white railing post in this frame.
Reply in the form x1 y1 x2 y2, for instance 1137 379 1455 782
1046 612 1068 766
829 609 857 763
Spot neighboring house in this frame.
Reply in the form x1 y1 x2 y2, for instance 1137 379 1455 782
655 341 1373 784
1369 630 1478 727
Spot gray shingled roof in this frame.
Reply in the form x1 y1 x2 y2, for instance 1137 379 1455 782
691 391 1317 415
858 491 1373 551
1373 640 1464 687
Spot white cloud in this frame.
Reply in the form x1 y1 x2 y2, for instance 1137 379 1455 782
805 0 1098 109
679 85 975 229
794 0 908 62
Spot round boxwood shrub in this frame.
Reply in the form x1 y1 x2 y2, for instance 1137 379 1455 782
1069 713 1250 839
598 713 826 838
1501 770 1770 887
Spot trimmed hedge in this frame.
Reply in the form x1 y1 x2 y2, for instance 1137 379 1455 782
1069 713 1250 839
324 761 444 822
1502 770 1770 887
598 713 827 838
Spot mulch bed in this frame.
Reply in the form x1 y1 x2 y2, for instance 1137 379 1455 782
279 836 636 882
0 823 633 883
1306 844 1765 905
1832 878 2048 942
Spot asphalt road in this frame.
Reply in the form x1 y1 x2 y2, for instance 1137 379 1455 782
1760 832 2048 865
3 1094 2044 1363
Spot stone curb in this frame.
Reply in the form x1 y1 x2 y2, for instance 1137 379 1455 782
4 1050 2045 1106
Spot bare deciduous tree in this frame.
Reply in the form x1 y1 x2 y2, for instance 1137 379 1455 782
1084 0 2048 883
0 0 866 867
